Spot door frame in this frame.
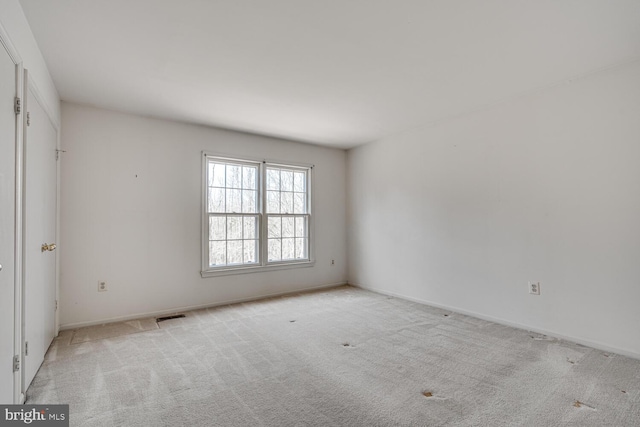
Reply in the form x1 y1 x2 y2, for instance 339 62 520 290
0 21 25 404
21 70 61 397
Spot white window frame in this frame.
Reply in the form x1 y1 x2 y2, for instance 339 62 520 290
201 152 315 277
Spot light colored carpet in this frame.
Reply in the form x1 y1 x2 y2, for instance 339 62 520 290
27 285 640 426
70 318 159 344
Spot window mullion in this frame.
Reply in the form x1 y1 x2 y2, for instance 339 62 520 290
279 216 283 261
260 162 267 266
224 214 228 265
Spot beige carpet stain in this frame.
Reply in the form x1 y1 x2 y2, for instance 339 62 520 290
70 318 159 344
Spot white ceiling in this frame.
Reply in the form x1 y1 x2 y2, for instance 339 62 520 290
19 0 640 149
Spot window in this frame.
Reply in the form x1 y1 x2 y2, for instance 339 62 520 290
202 154 312 276
266 166 309 262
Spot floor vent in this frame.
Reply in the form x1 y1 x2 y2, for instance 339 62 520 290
156 314 186 322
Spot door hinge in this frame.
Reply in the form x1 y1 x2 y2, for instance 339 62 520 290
13 355 20 372
27 112 30 126
25 341 29 356
14 97 21 114
55 300 58 311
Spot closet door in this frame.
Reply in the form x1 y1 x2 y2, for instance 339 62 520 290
0 41 17 403
23 74 57 391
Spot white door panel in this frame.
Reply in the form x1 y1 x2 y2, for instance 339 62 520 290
23 81 57 391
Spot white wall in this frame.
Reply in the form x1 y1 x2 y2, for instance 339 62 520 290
347 61 640 358
60 103 347 327
0 0 59 124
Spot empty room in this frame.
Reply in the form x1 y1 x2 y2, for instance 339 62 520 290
1 0 639 425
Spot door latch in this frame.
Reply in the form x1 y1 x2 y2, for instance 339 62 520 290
41 243 57 252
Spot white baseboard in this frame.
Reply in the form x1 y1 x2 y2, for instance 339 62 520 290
60 282 347 330
350 282 640 361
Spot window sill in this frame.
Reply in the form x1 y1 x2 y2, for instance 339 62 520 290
201 260 315 278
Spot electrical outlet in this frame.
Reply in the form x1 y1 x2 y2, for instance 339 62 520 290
331 259 335 266
529 281 540 295
98 281 107 292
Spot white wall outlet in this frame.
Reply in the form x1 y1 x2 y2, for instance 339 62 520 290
331 259 335 266
529 281 540 295
98 281 107 292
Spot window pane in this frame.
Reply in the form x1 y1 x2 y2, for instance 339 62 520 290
268 238 281 261
243 217 256 239
210 241 226 266
281 192 293 214
226 164 241 188
227 216 242 240
282 238 295 260
243 166 257 190
267 169 280 191
208 188 225 213
293 193 305 214
242 190 257 213
244 240 258 263
295 238 308 259
295 216 306 238
282 217 294 238
267 191 280 213
209 216 226 241
294 172 305 192
227 240 243 264
226 189 242 213
210 163 226 187
281 170 294 192
268 216 281 238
